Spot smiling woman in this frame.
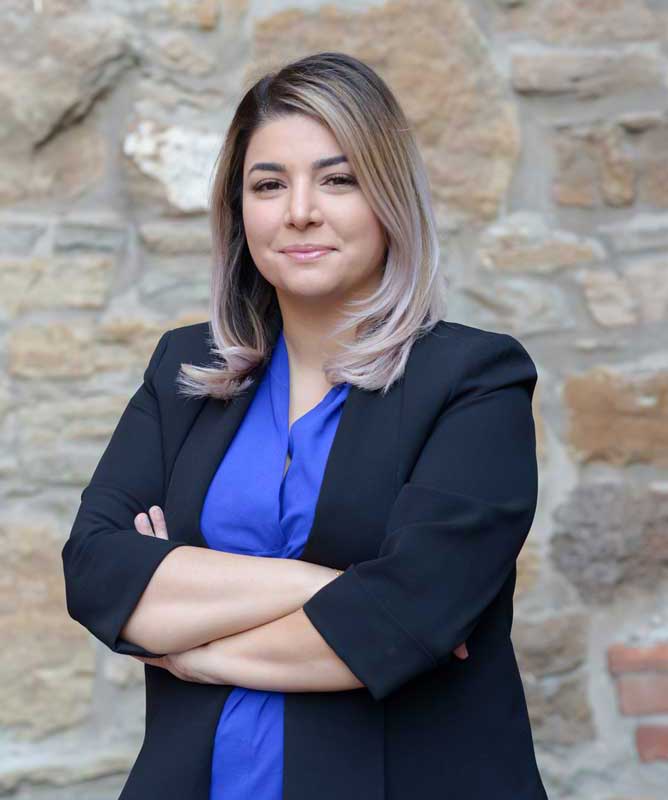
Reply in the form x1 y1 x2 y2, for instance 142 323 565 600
61 51 547 800
240 113 388 321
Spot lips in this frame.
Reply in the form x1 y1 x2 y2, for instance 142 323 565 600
281 248 334 262
281 246 335 253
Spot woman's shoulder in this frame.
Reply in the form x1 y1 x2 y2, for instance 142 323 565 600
417 319 535 368
158 321 214 376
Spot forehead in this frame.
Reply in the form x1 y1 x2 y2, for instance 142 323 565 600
244 114 343 169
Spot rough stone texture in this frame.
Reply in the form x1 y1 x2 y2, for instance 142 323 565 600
147 29 216 77
516 536 542 598
1 0 667 797
575 267 638 327
511 45 667 100
251 0 520 226
122 119 222 214
514 608 589 677
550 481 668 604
497 0 660 44
477 211 606 273
0 11 133 204
552 116 668 209
53 215 129 254
598 213 668 254
563 357 668 466
139 220 213 254
6 312 205 380
461 276 576 336
15 395 131 485
523 670 596 746
0 255 115 319
91 0 222 30
0 514 95 741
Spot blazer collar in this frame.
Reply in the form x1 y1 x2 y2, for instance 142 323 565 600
163 308 404 570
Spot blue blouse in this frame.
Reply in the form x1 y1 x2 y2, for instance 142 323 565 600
200 327 351 800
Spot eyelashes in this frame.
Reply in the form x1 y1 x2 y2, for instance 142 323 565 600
252 175 357 193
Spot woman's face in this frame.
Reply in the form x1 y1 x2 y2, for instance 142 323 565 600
241 113 387 309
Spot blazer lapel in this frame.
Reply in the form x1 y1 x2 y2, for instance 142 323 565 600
164 314 403 568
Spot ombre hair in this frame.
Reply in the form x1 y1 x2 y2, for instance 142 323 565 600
176 51 448 401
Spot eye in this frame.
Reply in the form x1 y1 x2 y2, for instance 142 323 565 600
325 174 357 187
252 174 357 192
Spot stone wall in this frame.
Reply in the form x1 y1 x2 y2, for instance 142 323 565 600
0 1 666 798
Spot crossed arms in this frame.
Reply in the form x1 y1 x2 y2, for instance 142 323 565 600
62 327 536 701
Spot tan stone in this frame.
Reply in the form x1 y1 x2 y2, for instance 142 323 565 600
7 312 209 379
0 255 114 317
497 0 659 44
250 0 520 224
553 118 668 210
576 258 668 326
15 396 130 485
523 671 596 745
139 220 212 255
0 117 106 205
478 211 605 273
564 359 668 466
0 750 136 795
462 277 576 336
54 214 128 253
514 610 588 676
516 536 542 599
576 268 638 327
8 324 97 378
552 129 599 208
598 126 636 207
168 0 221 30
149 30 215 76
625 257 668 323
0 14 134 149
511 46 666 101
0 516 95 741
598 212 668 253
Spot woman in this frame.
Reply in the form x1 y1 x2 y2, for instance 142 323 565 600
62 52 548 799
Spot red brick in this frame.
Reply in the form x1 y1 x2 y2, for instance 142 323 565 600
608 642 668 675
617 674 668 715
636 724 668 762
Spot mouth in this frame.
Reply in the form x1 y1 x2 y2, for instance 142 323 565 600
280 249 335 262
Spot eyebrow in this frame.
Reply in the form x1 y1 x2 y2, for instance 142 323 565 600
247 154 349 176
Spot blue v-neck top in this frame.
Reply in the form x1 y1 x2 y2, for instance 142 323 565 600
200 327 351 800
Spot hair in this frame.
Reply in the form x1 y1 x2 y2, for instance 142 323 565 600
175 51 448 401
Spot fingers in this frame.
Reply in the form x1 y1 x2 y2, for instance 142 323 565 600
134 506 170 539
453 642 469 660
134 512 154 536
147 506 169 539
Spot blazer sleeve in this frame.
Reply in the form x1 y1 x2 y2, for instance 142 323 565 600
301 331 539 702
61 329 188 658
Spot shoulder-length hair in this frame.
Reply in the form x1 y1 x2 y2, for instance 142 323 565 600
176 51 448 401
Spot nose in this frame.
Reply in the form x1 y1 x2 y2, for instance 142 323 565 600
284 179 322 227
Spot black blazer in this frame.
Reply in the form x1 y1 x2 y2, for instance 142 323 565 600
62 309 549 800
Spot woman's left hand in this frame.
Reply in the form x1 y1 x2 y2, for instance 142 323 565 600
132 645 216 684
134 505 170 539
